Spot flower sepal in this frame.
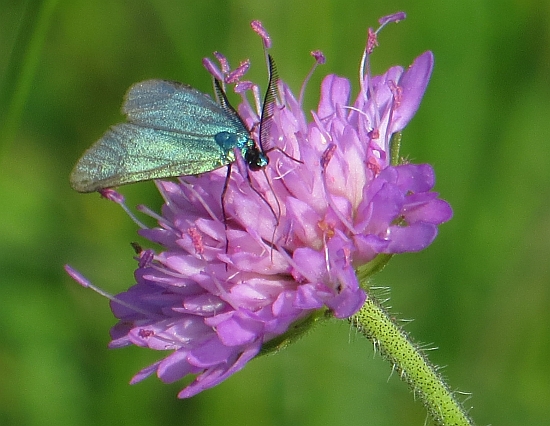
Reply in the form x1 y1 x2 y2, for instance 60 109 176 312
356 253 394 290
257 308 332 357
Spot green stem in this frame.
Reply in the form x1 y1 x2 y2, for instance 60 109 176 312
390 131 402 166
350 294 474 426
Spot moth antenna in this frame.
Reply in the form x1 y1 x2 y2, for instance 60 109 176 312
221 164 233 269
213 78 227 105
259 54 279 152
214 78 250 131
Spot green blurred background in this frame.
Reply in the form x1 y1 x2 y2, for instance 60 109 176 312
1 0 548 425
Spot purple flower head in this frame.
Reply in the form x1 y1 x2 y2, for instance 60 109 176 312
76 15 452 398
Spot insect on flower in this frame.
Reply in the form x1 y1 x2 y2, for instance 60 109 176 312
67 15 453 399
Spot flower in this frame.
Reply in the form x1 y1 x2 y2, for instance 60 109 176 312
70 13 452 398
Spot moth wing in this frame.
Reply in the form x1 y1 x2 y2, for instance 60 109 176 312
70 123 230 192
122 79 245 135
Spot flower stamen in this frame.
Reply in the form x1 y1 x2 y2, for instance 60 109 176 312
65 265 161 318
225 60 250 84
299 50 326 106
100 188 148 229
251 20 272 49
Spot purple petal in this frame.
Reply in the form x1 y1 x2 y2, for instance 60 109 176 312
380 164 435 193
294 283 332 310
404 194 453 225
326 287 367 318
386 222 439 253
157 350 196 383
292 247 329 284
272 291 303 316
130 361 162 384
391 51 434 132
318 75 351 118
209 314 264 346
178 341 261 398
186 339 235 368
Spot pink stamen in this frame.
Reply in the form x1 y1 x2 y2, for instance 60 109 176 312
64 264 92 288
234 81 254 93
361 12 406 100
138 249 155 268
202 57 224 81
389 80 403 107
251 20 272 48
98 188 148 229
311 50 326 65
65 265 158 317
378 12 406 27
99 188 124 204
188 227 205 255
367 157 382 175
367 28 378 54
138 329 155 339
225 59 250 84
320 144 337 169
234 81 262 118
299 50 326 106
214 51 230 73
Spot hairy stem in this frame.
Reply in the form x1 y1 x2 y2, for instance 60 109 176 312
350 293 474 426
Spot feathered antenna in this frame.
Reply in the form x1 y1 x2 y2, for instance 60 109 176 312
258 54 279 152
